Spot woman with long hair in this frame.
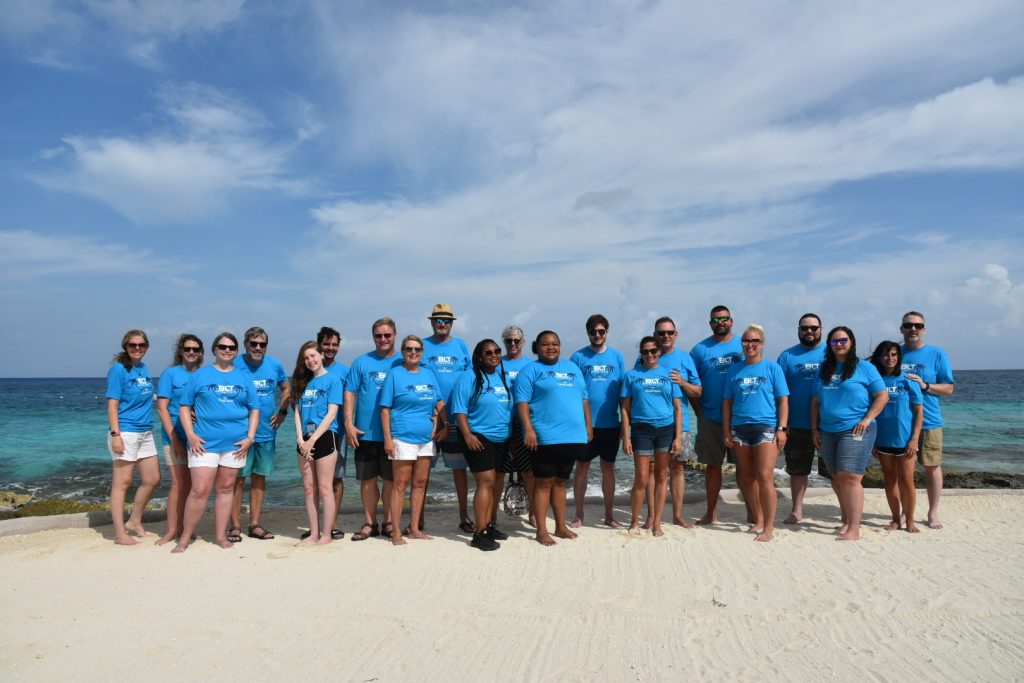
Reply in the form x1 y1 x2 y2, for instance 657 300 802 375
106 329 160 546
811 326 888 541
452 338 513 551
722 324 790 542
869 341 924 533
380 335 447 545
513 330 592 546
155 334 204 545
619 336 683 537
292 341 343 545
173 332 259 553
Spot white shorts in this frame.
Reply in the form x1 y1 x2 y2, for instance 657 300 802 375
391 438 435 461
108 431 158 462
189 449 247 469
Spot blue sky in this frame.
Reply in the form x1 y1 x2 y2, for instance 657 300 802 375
2 0 1022 376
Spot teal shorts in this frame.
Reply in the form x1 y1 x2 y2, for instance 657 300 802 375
240 440 276 478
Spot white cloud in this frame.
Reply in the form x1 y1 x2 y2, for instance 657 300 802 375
0 229 170 278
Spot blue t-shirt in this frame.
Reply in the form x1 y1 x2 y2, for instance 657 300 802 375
876 373 924 449
636 349 701 431
237 355 288 442
900 345 954 429
569 347 625 428
512 359 589 445
157 364 195 442
723 359 790 427
324 360 350 432
777 343 826 430
106 362 154 433
379 366 443 444
344 352 402 442
690 336 743 422
814 361 886 433
502 357 533 426
451 370 512 442
180 365 259 452
420 336 471 403
298 372 344 435
620 366 682 428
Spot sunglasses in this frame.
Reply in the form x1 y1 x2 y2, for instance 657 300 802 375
374 333 394 340
640 348 659 356
741 338 763 345
588 328 607 337
901 323 925 330
247 340 267 348
182 347 202 354
503 338 523 345
431 318 453 325
216 344 238 351
829 338 850 346
126 342 148 349
483 349 502 357
403 346 423 353
799 325 820 332
655 330 676 337
711 316 731 323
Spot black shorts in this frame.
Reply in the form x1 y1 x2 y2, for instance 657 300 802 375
783 428 830 478
458 432 509 473
875 445 906 456
531 443 584 480
579 426 620 462
299 431 338 461
354 440 394 481
502 423 532 473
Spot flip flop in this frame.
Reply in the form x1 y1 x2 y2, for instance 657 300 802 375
247 525 274 540
227 527 243 543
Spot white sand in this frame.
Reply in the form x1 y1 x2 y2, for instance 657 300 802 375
2 490 1022 682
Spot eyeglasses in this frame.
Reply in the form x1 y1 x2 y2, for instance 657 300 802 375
711 316 731 323
127 342 148 349
182 347 202 354
483 349 502 357
655 330 676 337
216 344 238 351
901 322 925 330
799 325 820 332
503 338 522 345
403 346 423 353
373 333 394 340
640 348 659 356
431 318 453 325
588 328 607 337
247 340 267 348
829 338 850 346
741 338 763 345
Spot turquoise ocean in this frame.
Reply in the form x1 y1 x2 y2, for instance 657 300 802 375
1 370 1021 507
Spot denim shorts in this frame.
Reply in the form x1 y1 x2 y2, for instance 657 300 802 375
819 423 877 475
730 423 776 447
630 422 675 456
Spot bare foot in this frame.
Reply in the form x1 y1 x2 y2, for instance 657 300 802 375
696 512 718 525
628 525 641 535
754 531 774 542
408 531 433 540
295 536 317 546
900 512 907 527
155 533 176 546
652 527 664 537
535 533 557 546
570 518 583 528
836 531 861 541
554 526 578 540
836 523 850 536
527 516 538 528
782 512 802 524
642 518 654 530
114 535 140 546
885 520 900 531
672 516 695 529
171 538 191 553
215 538 234 549
315 535 332 545
125 521 146 537
603 518 623 529
906 522 920 534
746 524 763 534
391 536 407 546
927 513 943 530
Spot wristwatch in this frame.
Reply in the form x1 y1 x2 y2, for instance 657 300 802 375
110 431 121 436
776 427 788 433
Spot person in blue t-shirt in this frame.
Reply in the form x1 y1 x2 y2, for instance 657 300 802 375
513 330 593 547
344 317 402 541
689 305 745 525
380 335 447 546
105 329 159 546
870 341 924 534
568 314 626 529
452 339 513 551
776 313 827 524
722 325 790 543
420 304 474 533
620 336 683 537
291 341 343 546
230 326 290 543
174 332 260 553
155 333 203 546
315 326 350 540
810 326 888 542
900 310 955 530
500 324 536 525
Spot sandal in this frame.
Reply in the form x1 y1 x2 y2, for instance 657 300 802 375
227 527 243 543
247 525 274 540
330 529 345 540
380 522 394 538
458 520 476 534
351 522 378 541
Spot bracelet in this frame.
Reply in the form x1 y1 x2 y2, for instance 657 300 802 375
923 382 931 394
277 408 288 416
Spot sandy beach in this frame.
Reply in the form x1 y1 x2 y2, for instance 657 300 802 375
2 489 1022 682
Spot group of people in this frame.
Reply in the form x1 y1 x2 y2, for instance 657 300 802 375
104 304 953 550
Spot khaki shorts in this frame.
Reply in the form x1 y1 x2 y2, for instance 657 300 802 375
918 428 943 467
163 443 188 467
